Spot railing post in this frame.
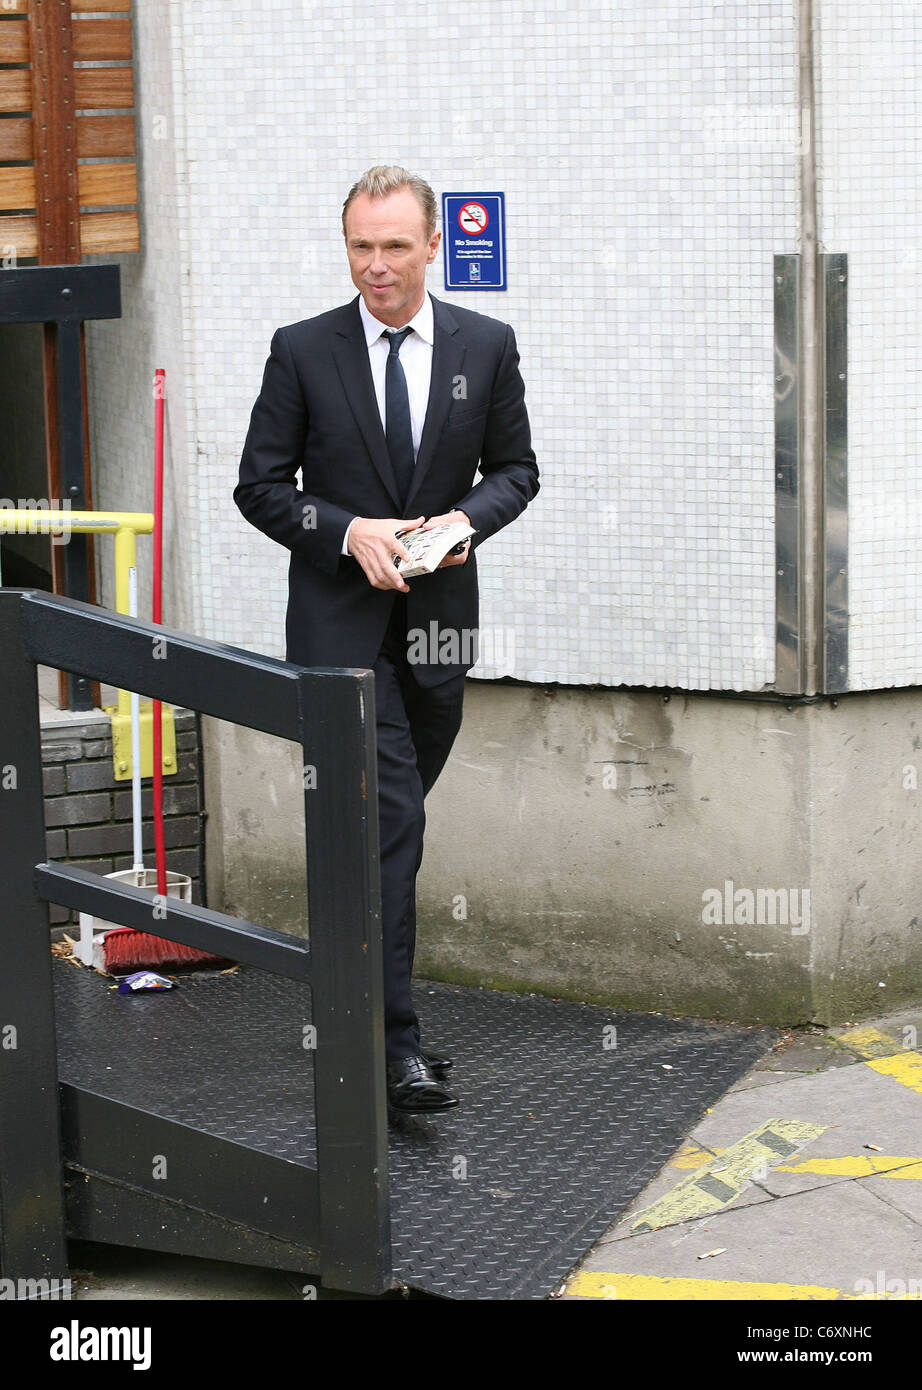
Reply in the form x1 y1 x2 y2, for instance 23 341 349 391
300 668 391 1294
0 591 68 1292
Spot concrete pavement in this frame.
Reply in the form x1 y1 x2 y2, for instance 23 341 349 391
562 1007 922 1301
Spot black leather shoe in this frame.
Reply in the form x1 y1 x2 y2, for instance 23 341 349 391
386 1054 459 1114
422 1049 453 1079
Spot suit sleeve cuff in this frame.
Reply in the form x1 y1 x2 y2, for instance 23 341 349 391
341 517 358 556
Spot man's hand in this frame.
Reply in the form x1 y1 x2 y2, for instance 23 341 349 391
421 509 473 569
347 515 426 592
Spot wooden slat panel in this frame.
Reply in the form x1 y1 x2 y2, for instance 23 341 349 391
0 71 31 114
79 208 138 253
77 113 134 158
73 18 131 62
28 0 80 260
0 19 29 63
0 165 35 210
79 161 136 206
3 0 131 11
0 213 38 258
0 163 141 212
0 116 33 160
73 67 133 110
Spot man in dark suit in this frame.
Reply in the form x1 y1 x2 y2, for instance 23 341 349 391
234 166 539 1113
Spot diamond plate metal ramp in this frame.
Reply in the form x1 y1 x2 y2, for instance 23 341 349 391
52 963 776 1300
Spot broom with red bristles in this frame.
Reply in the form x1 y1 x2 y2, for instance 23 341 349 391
101 368 230 974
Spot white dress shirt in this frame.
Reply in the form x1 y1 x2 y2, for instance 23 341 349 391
340 291 434 555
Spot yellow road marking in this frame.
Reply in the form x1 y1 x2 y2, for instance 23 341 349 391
866 1050 922 1096
833 1025 903 1059
628 1120 826 1232
777 1155 922 1178
831 1027 922 1094
670 1144 922 1179
566 1272 918 1300
669 1143 715 1170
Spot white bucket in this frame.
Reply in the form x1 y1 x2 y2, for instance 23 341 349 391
75 867 193 971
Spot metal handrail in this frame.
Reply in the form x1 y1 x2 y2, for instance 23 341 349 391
0 587 389 1297
0 508 153 723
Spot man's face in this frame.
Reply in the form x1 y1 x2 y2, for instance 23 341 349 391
343 188 440 327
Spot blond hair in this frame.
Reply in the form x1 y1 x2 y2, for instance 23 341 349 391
342 165 438 237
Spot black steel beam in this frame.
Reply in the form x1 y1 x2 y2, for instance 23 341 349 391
36 862 312 982
60 1086 320 1250
0 592 68 1286
54 317 91 694
301 668 391 1294
0 264 121 324
17 588 311 742
65 1173 322 1278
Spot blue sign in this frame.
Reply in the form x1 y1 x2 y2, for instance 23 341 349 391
442 192 506 291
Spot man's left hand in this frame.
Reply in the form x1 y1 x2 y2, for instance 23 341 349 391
421 510 472 568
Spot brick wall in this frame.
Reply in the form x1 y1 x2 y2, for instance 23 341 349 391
41 708 204 925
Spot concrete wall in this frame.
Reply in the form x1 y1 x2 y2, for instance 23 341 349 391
809 690 922 1020
414 684 813 1025
204 681 922 1026
202 716 306 934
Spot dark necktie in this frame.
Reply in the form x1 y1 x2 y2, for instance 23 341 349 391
384 327 415 508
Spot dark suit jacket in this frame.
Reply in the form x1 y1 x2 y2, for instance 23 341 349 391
234 292 539 686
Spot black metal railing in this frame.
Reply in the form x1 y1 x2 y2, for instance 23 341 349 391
0 588 390 1296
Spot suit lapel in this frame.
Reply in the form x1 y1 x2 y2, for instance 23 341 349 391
404 294 466 515
331 298 402 510
330 293 467 516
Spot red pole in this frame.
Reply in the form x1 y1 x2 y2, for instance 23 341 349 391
152 368 167 896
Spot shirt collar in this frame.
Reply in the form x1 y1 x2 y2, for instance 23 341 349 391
358 290 434 347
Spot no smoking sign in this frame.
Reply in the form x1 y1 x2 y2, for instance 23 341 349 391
458 201 489 235
442 192 506 290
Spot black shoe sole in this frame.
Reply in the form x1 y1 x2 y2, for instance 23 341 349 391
422 1055 452 1080
386 1092 459 1115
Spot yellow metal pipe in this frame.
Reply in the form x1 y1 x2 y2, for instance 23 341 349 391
0 509 154 533
0 508 154 723
1 506 176 780
113 525 138 719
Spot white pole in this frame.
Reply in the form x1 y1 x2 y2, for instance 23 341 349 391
129 565 144 876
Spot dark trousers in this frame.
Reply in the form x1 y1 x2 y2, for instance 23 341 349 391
373 593 466 1057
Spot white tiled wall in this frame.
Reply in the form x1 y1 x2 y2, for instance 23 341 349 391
814 2 922 691
88 0 801 690
85 0 196 633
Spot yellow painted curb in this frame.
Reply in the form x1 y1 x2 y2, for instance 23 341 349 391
565 1272 920 1300
566 1272 844 1300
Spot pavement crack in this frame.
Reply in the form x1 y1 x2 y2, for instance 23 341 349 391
854 1176 922 1229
